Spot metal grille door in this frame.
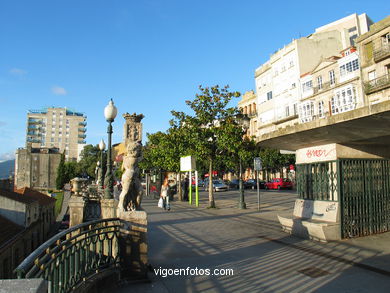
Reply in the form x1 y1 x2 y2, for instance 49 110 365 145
340 159 390 238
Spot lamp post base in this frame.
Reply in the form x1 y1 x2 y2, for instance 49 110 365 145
238 201 247 209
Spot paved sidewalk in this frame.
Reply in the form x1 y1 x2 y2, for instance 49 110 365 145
115 190 390 293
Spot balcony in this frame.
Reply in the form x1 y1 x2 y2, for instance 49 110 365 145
78 140 86 144
79 121 87 126
78 134 86 139
364 74 390 94
28 125 40 130
374 43 390 63
248 111 257 118
313 81 336 94
27 137 42 143
78 127 87 132
28 118 43 124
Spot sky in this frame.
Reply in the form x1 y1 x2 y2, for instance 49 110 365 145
0 0 388 162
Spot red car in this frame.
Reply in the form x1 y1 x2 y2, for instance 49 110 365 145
265 178 293 190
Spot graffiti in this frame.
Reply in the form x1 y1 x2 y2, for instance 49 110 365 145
306 148 336 159
326 203 336 212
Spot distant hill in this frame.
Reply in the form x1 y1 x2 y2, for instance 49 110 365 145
0 160 15 179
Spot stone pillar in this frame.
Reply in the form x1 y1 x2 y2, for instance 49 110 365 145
68 196 85 227
101 199 118 219
117 210 148 279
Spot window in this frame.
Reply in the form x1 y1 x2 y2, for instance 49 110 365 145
299 101 314 123
285 106 290 117
293 103 298 115
291 83 296 88
302 80 313 92
340 59 359 76
51 138 54 142
368 70 376 81
267 91 273 101
331 85 357 114
382 33 390 46
317 76 323 90
318 101 325 118
289 60 294 67
58 138 62 143
329 70 336 85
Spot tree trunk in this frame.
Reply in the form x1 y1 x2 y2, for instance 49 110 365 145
178 172 183 201
208 158 216 208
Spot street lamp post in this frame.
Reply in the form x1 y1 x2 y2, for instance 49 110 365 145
103 99 118 199
99 138 106 190
236 113 250 209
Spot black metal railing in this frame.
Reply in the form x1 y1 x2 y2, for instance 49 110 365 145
339 159 390 238
296 161 339 201
364 74 390 94
15 218 121 293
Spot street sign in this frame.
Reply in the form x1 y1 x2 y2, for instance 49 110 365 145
254 157 262 171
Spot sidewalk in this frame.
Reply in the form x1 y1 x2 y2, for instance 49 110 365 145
114 190 390 292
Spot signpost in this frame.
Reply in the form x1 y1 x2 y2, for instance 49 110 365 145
180 156 198 207
254 157 262 211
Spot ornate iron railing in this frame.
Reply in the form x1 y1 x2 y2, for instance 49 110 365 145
339 159 390 238
15 218 121 293
296 161 339 201
373 43 390 62
364 74 390 94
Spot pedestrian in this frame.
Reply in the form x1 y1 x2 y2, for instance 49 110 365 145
160 177 170 211
182 175 189 201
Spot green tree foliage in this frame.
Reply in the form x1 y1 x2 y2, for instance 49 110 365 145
259 148 295 179
56 153 66 190
77 144 102 178
170 85 241 208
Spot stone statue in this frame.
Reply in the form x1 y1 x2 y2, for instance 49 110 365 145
95 161 101 186
118 141 143 211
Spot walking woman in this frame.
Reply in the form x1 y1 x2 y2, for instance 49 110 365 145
160 177 170 211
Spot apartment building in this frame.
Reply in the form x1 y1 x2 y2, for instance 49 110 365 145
253 13 372 138
26 107 87 161
356 15 390 104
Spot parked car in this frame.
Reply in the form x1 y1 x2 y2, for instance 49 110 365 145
204 179 228 192
198 179 205 187
227 179 240 189
264 178 293 190
243 179 266 189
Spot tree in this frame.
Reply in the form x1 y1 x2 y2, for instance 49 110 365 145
171 85 241 208
56 153 66 190
259 148 295 180
77 144 102 178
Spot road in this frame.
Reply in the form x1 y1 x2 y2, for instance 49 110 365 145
114 188 390 293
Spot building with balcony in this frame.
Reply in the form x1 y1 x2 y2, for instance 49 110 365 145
297 46 364 123
254 13 372 139
356 15 390 104
26 107 87 161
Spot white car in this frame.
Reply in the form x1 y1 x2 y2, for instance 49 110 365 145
204 179 228 192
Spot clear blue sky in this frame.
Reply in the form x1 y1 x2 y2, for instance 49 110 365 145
0 0 388 162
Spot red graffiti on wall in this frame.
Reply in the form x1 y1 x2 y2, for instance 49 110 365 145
306 148 335 159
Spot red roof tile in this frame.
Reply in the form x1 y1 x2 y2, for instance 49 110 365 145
0 188 38 204
14 187 56 206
